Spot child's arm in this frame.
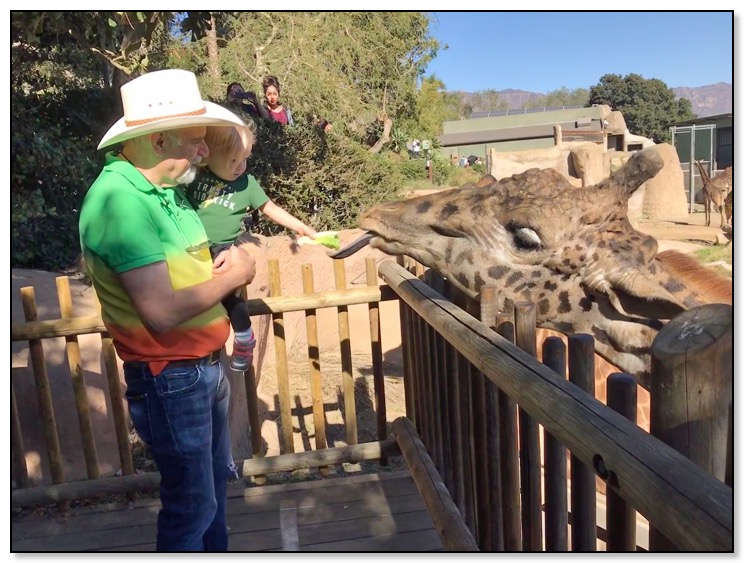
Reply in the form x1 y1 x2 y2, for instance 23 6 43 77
259 200 317 238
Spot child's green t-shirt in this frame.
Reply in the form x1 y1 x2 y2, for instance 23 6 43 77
185 169 271 245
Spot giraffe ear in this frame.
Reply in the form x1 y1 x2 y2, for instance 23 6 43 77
601 270 688 321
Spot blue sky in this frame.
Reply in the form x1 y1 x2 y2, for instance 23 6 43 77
424 11 734 93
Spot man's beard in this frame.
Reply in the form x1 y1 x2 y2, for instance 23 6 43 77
174 163 198 185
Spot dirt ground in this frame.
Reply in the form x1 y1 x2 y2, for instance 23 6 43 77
10 208 731 486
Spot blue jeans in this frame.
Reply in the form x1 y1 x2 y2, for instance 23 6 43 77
124 358 237 551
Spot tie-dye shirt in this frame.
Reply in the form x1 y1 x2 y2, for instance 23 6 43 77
79 153 229 374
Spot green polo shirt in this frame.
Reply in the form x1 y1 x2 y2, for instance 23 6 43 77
185 169 270 245
79 153 229 373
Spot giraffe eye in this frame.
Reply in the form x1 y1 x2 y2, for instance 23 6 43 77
512 227 542 250
431 224 464 238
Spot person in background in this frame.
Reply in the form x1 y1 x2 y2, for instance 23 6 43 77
78 69 257 551
226 82 269 121
262 75 294 125
185 122 316 371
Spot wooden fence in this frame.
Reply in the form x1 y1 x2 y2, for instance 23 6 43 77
11 257 733 551
387 256 732 552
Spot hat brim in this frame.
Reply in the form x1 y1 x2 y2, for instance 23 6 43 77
97 101 245 150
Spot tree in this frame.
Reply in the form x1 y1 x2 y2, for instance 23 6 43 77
523 86 589 109
588 73 696 143
186 12 441 147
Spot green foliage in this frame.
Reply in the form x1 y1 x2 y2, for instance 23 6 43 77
10 11 447 271
589 73 696 143
188 12 440 143
246 119 405 234
11 41 104 269
523 86 589 109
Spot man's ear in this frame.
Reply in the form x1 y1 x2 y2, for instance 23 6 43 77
150 132 166 157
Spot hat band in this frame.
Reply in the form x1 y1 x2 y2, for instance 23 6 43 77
124 107 207 127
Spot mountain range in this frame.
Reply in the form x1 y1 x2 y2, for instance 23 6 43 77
470 83 732 119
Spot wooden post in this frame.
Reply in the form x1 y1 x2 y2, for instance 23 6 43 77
515 302 542 551
21 287 66 506
495 313 522 552
650 303 732 480
334 259 358 446
56 276 100 480
568 334 597 552
479 286 504 551
542 337 568 552
606 373 637 552
268 260 294 454
650 304 732 551
302 264 329 475
11 381 29 489
365 258 387 451
397 256 415 423
93 293 134 489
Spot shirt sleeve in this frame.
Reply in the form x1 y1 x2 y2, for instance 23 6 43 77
247 175 271 209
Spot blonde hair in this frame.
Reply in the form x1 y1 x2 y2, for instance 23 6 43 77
202 122 256 166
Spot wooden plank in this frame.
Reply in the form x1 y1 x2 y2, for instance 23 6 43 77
20 287 65 506
280 499 299 551
240 440 398 477
11 286 400 343
298 510 436 547
515 301 542 551
12 471 433 552
334 259 358 445
377 261 732 552
479 286 504 551
568 334 597 552
301 264 329 475
300 528 443 552
268 259 294 454
542 337 568 552
393 417 478 551
11 380 29 489
495 313 522 551
56 276 99 480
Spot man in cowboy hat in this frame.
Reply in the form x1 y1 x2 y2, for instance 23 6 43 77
79 69 256 551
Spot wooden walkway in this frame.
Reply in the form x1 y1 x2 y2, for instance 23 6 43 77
11 471 443 552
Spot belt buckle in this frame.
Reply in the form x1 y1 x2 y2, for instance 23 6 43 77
208 349 222 365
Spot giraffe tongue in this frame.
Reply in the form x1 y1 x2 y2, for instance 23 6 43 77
327 232 375 259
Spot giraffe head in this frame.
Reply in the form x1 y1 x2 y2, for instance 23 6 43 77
340 147 727 386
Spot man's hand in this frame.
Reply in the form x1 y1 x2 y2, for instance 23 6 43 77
228 245 256 285
212 249 230 275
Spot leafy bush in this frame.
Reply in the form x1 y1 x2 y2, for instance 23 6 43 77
231 115 405 235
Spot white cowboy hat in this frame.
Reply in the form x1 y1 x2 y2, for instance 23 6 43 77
97 69 245 150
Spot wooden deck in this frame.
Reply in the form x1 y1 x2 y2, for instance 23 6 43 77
11 470 443 552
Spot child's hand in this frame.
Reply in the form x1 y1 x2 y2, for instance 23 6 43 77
298 225 317 239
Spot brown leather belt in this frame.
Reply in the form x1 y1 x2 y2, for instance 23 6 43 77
165 349 222 370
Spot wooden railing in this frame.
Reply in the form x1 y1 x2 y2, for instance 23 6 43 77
11 258 399 507
384 257 732 552
11 257 733 552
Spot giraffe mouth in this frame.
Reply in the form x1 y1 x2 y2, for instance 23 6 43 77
327 232 375 259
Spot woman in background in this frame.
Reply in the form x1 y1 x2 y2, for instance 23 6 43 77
262 75 294 125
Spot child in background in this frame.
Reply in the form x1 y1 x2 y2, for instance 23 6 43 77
185 122 316 370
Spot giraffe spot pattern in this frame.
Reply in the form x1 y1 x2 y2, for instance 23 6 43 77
557 291 571 313
505 271 523 286
439 203 459 220
538 299 550 316
544 280 558 291
578 296 593 311
663 278 686 293
455 272 470 288
416 200 432 214
488 265 509 280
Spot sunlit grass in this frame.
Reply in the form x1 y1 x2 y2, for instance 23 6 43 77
695 244 732 278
